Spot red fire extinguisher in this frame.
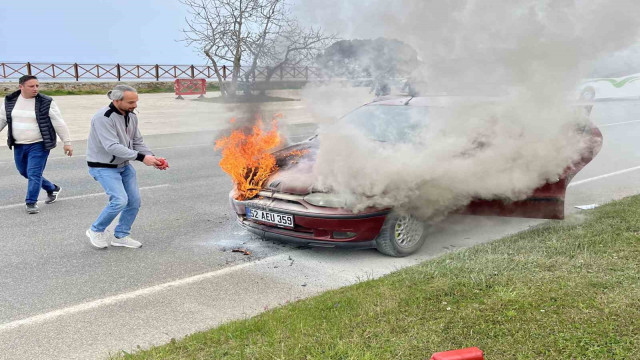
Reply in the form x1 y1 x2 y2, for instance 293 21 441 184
430 347 484 360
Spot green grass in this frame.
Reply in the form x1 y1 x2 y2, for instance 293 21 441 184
0 83 221 97
38 89 109 96
113 196 640 359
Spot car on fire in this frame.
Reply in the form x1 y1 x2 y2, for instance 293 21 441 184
228 96 602 257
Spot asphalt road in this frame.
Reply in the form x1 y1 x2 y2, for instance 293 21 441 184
0 98 639 359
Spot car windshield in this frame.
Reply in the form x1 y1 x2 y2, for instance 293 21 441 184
339 104 429 143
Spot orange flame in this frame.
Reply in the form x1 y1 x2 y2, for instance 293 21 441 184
215 119 281 200
285 149 308 157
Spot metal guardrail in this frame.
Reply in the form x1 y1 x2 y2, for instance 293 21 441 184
0 62 325 81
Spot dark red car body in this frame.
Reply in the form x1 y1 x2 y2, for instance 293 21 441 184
229 97 602 252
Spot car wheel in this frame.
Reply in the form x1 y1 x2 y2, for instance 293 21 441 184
375 213 426 257
579 87 596 101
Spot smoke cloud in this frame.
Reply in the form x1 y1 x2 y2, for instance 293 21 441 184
300 0 640 218
300 84 372 123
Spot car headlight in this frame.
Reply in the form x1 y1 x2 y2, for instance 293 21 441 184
303 193 352 208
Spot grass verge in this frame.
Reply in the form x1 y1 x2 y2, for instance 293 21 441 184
114 196 640 359
1 84 221 97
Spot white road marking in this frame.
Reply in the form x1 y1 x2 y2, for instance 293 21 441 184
0 252 287 333
0 184 170 210
0 143 213 164
599 119 640 127
568 165 640 187
152 143 212 151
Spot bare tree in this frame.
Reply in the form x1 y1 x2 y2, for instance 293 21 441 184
241 0 287 87
181 0 265 97
181 0 335 97
252 22 337 93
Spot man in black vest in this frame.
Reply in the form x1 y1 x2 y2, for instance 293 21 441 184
0 75 73 214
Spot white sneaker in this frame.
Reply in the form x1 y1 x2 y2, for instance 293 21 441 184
86 229 108 249
111 236 142 248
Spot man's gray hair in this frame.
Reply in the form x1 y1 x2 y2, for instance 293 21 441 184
107 85 137 100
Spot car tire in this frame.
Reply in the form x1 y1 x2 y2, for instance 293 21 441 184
579 87 596 101
375 213 427 257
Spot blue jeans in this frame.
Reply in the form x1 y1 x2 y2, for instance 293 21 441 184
89 165 141 239
13 142 56 204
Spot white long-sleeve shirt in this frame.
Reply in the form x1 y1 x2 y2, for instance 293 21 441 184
0 94 71 145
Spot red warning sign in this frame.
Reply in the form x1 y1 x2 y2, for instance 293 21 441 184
174 79 206 97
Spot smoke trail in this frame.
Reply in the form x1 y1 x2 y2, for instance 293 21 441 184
302 0 640 218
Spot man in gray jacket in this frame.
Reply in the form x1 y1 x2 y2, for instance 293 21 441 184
85 85 162 249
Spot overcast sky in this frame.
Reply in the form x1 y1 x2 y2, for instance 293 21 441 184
0 0 202 65
0 0 389 66
1 0 637 77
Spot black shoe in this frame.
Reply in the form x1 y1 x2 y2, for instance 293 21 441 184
26 203 40 214
45 185 61 204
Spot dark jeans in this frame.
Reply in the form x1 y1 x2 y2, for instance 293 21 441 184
13 142 56 204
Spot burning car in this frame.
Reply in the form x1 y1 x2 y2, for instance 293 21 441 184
222 97 602 257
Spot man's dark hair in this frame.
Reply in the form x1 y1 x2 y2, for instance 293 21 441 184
19 75 38 85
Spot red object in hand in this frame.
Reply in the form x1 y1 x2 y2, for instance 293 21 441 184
430 347 484 360
156 157 169 170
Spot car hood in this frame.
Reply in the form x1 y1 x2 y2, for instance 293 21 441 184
265 139 319 195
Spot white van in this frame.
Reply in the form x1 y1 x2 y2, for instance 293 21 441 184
578 73 640 100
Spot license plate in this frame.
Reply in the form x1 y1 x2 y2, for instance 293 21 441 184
246 207 294 228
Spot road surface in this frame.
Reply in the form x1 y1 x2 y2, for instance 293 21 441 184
0 93 638 359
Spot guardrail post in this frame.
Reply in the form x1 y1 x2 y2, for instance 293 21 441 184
74 63 79 81
155 64 160 81
26 62 32 75
222 65 227 80
190 65 195 79
1 63 5 80
117 64 121 81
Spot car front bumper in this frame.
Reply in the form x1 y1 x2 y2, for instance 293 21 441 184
237 218 378 249
230 191 390 247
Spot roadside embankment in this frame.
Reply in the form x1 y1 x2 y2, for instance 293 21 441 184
0 79 312 97
0 81 210 96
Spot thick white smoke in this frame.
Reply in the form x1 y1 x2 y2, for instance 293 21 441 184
300 83 372 123
300 0 640 218
314 99 592 218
